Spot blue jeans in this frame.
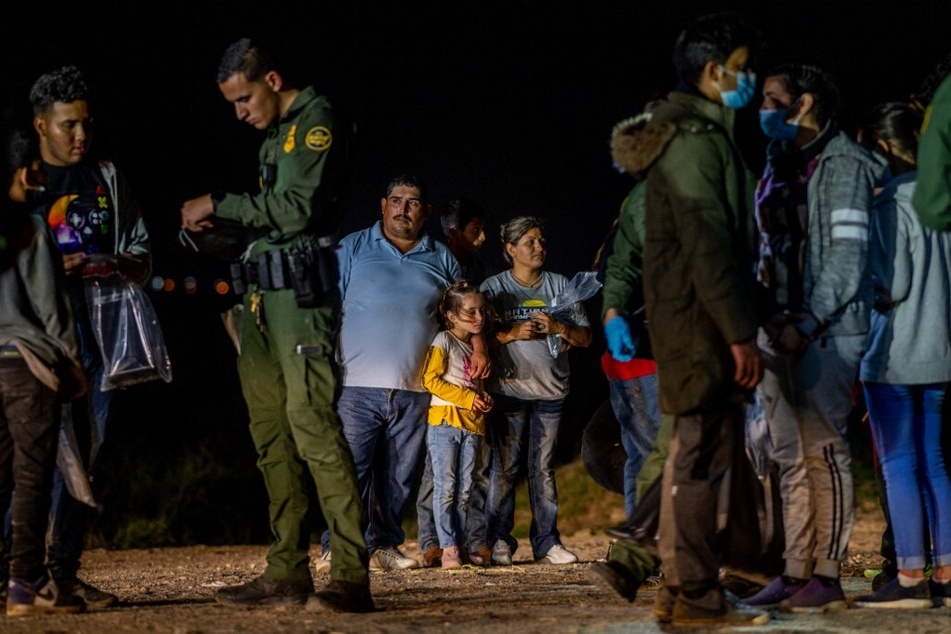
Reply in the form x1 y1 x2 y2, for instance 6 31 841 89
329 387 428 552
417 434 492 552
487 394 565 559
415 447 438 551
427 423 480 549
608 373 662 520
48 318 113 580
864 382 951 570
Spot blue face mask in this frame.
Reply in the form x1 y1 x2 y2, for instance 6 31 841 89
716 66 757 109
759 109 800 140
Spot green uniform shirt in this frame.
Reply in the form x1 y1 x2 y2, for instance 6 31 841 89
914 74 951 231
215 85 352 256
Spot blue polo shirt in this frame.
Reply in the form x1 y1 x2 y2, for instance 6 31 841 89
337 221 460 391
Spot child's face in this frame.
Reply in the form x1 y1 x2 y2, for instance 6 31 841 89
451 217 486 256
448 294 486 336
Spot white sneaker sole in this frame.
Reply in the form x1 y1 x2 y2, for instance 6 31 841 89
853 598 933 609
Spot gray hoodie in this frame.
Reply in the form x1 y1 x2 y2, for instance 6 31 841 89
861 172 951 384
797 130 888 337
0 213 80 391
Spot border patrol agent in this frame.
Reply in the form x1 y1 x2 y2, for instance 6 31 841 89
181 38 371 613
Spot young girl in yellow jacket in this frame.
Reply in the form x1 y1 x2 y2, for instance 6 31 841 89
420 281 493 568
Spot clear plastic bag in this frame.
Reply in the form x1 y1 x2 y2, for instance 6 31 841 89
546 271 602 357
57 404 97 507
85 276 173 391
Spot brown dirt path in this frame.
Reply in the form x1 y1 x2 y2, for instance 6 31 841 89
7 500 951 633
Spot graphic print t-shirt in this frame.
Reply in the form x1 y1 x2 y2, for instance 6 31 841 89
41 163 115 256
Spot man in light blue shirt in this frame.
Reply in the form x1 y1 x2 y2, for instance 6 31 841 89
324 174 484 570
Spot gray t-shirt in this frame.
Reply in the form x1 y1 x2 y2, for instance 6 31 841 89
480 270 588 400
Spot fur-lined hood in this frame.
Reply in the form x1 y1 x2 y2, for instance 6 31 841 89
609 101 677 179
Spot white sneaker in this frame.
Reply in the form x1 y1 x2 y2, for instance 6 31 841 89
538 544 578 565
313 550 332 574
369 547 419 571
491 541 513 566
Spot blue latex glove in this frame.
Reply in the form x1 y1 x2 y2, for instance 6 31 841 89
604 315 636 362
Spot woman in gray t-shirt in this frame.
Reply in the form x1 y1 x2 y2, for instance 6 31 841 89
479 216 591 566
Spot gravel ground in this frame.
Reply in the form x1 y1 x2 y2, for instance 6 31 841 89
5 501 951 632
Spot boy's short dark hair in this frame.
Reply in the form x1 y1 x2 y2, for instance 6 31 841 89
672 12 759 87
440 198 486 238
29 65 90 115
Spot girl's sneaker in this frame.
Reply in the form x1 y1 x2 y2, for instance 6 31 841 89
441 546 462 569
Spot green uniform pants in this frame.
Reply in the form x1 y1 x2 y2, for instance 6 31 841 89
237 286 368 585
608 412 673 578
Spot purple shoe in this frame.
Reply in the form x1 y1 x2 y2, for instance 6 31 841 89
744 576 806 608
778 576 848 614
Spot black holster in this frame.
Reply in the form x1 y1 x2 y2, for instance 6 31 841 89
287 243 338 308
229 242 338 307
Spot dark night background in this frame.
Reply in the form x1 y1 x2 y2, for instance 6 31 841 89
0 1 947 546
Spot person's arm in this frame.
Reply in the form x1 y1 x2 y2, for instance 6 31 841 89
479 278 529 347
601 183 647 320
110 163 152 283
420 344 478 410
886 200 915 306
659 133 759 350
913 76 951 230
601 187 644 361
469 332 490 378
444 254 490 377
181 195 214 232
868 192 897 310
531 312 592 347
492 319 536 346
215 105 347 234
335 233 355 299
23 219 87 398
116 253 150 283
796 155 878 336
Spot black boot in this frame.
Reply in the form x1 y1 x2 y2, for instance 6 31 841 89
305 580 374 613
215 575 312 606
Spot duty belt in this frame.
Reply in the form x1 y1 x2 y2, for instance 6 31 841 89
247 249 292 291
230 239 339 308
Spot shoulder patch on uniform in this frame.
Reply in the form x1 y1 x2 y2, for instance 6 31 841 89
305 126 333 152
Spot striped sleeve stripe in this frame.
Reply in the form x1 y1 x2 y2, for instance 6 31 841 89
831 225 869 241
831 208 868 226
